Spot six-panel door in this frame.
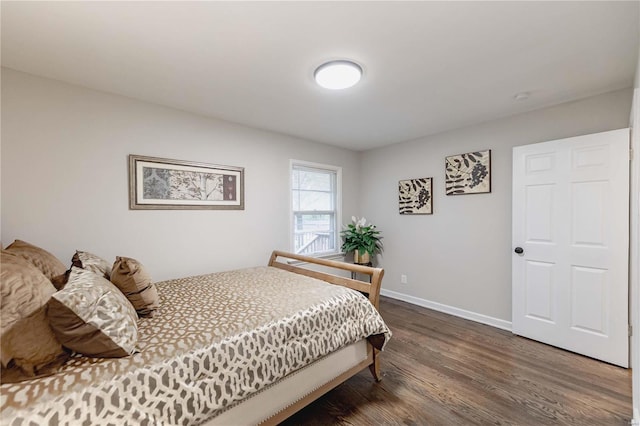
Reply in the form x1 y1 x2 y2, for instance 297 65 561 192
512 128 629 367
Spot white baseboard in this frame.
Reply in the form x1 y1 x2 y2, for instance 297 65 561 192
380 288 512 332
632 408 639 426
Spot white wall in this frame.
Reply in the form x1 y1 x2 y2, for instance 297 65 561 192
361 88 633 323
0 69 361 281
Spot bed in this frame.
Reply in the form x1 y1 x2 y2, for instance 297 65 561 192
0 250 390 425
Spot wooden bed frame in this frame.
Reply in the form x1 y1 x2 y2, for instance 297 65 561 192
261 250 386 425
2 249 386 426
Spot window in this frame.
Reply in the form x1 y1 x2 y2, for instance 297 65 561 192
291 161 341 256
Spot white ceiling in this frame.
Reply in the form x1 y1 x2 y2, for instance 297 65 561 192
2 1 638 151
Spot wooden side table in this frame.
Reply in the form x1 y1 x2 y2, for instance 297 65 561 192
351 261 372 281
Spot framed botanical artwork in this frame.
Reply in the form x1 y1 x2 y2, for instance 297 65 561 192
445 149 491 195
129 155 244 210
399 177 433 215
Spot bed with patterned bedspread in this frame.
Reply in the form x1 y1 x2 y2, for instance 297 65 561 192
1 260 390 425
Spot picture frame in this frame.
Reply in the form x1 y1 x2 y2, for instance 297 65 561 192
445 149 491 195
399 177 433 215
129 155 244 210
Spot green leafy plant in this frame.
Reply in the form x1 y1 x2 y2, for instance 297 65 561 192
340 216 383 256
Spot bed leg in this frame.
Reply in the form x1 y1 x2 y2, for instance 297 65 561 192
369 349 382 382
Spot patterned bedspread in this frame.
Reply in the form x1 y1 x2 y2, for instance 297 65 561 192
0 266 390 425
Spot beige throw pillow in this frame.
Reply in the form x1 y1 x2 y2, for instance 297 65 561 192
71 250 112 279
110 257 160 317
4 240 66 281
0 251 68 377
48 267 138 358
50 269 71 291
1 309 69 381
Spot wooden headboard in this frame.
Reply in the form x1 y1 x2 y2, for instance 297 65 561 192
268 250 384 310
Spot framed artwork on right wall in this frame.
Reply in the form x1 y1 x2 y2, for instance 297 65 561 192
445 149 491 195
398 177 433 215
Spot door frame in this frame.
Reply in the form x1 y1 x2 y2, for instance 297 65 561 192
630 87 639 426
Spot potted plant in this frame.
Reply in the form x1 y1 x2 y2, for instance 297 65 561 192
340 216 383 264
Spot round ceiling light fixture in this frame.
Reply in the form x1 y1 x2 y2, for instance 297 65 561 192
314 60 363 90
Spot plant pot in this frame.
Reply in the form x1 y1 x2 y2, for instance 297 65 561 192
354 251 370 264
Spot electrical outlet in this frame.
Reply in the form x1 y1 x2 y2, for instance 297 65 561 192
400 274 407 284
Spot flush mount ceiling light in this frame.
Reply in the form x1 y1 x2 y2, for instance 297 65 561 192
314 60 362 90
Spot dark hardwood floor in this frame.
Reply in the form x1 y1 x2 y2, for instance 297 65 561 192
281 297 632 425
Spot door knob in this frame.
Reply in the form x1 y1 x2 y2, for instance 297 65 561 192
514 247 524 254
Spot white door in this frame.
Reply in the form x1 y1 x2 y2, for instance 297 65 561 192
512 128 630 367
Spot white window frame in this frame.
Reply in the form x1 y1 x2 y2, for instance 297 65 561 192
289 159 342 257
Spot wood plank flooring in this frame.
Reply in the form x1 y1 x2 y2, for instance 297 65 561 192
281 297 632 425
